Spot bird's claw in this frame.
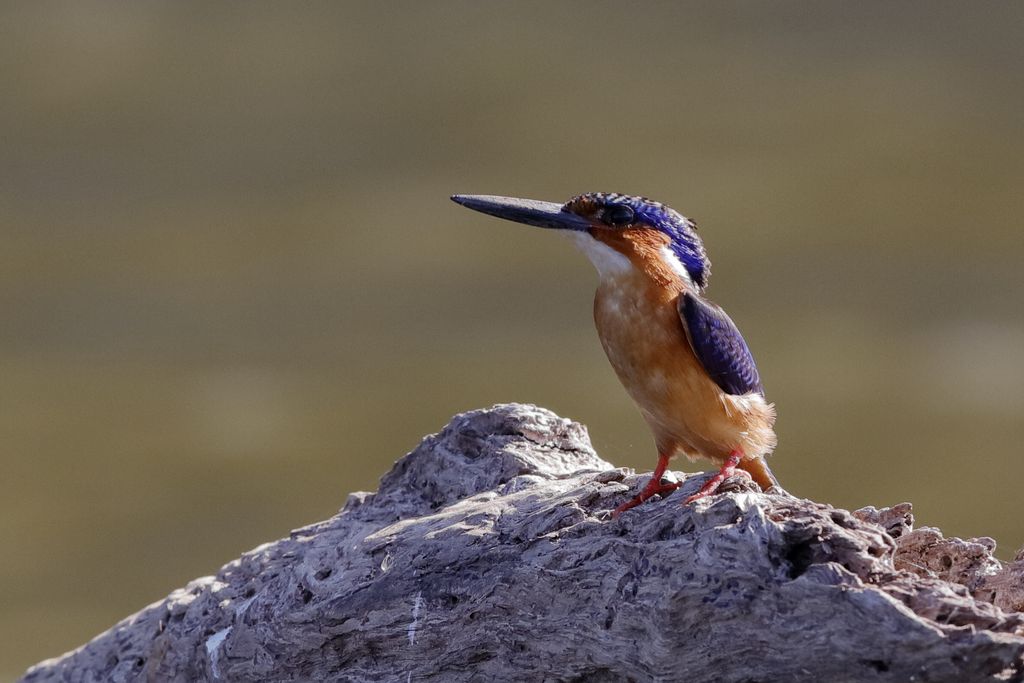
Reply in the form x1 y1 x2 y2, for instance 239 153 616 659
612 480 681 517
683 451 747 504
684 470 752 504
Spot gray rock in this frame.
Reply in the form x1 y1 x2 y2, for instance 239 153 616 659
21 404 1024 682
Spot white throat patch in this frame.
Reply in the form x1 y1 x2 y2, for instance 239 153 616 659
568 232 632 278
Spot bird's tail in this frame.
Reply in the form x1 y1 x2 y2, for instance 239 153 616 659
738 456 783 494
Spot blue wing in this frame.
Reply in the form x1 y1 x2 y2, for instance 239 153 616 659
678 293 764 396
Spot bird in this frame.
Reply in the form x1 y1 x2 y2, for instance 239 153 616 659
451 192 779 515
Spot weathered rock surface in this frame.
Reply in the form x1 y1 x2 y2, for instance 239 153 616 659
21 404 1024 682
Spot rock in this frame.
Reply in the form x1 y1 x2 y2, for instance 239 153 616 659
20 404 1024 683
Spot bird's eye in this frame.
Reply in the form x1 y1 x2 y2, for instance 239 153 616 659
604 204 635 227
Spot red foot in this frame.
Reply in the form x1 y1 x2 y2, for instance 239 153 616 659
613 481 680 516
613 453 679 517
684 450 747 504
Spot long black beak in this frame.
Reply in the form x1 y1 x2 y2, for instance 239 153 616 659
451 194 592 232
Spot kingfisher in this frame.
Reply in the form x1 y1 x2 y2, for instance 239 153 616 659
451 192 780 514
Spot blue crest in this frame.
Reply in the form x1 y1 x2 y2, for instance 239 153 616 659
569 193 710 288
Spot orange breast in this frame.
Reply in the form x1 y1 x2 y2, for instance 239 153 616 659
593 270 776 464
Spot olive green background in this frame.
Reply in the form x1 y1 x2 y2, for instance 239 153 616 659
3 2 1023 677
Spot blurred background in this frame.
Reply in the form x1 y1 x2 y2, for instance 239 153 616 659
2 1 1023 676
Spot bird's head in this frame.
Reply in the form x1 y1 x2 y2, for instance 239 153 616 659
452 192 709 290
